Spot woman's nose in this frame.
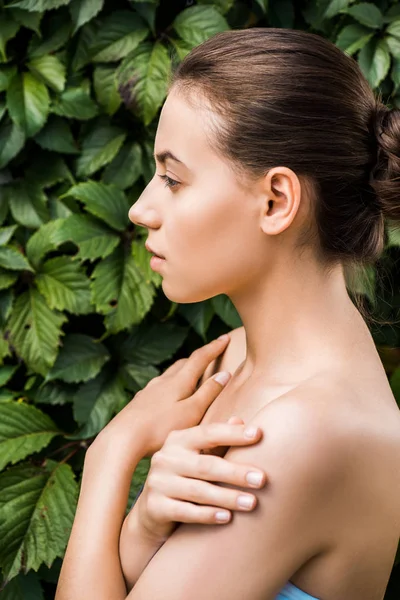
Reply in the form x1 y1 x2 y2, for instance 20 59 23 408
128 200 161 229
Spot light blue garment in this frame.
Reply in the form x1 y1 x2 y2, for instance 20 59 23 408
274 581 320 600
131 486 320 600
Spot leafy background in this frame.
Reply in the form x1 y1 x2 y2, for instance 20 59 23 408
0 0 400 598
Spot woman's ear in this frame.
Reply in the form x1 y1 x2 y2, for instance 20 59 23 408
259 166 301 236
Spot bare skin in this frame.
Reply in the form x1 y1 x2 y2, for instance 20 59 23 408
199 327 400 599
128 87 400 599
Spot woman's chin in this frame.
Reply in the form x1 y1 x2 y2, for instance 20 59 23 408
161 282 212 304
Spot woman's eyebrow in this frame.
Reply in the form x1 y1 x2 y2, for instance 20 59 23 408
153 150 189 169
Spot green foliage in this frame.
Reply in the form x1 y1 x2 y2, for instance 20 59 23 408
0 1 399 598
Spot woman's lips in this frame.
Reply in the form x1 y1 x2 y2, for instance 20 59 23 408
150 255 166 270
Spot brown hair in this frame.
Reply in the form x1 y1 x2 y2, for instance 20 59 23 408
166 27 400 324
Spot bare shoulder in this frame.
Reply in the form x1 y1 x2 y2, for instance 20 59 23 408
240 371 400 505
233 376 351 478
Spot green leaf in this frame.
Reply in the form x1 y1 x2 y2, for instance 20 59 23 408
335 24 374 55
63 181 130 231
91 246 155 334
0 387 15 402
0 119 25 168
0 269 18 290
123 362 159 390
340 2 384 29
0 328 11 364
48 198 74 220
359 38 391 88
0 66 17 92
25 153 74 189
348 263 376 307
102 141 143 189
8 288 67 377
0 246 33 272
27 55 66 93
6 181 49 228
70 0 104 32
26 219 65 268
92 10 149 63
76 122 126 177
7 72 50 138
0 402 61 471
9 8 42 35
0 288 13 326
0 225 17 246
0 14 20 62
386 19 400 40
0 571 45 600
35 256 92 314
387 224 400 247
46 333 109 383
323 0 352 20
0 197 8 226
34 115 78 154
116 41 171 126
70 21 97 71
211 294 242 329
8 0 70 11
68 370 128 439
35 382 77 406
168 37 194 62
51 213 121 261
172 5 230 47
28 14 71 58
52 83 98 120
116 321 188 364
179 301 214 340
384 5 400 24
0 460 78 584
386 35 400 59
0 364 17 386
93 66 121 116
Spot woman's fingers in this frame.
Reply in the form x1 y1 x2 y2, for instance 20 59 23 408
153 442 266 490
148 494 235 525
166 421 263 454
179 335 231 390
161 474 260 512
161 358 188 377
187 370 232 417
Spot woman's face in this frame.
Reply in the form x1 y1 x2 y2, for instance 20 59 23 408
128 89 293 304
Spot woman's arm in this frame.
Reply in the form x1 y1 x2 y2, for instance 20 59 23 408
55 336 232 599
55 433 146 600
120 491 175 592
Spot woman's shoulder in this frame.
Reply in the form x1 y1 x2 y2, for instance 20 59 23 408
253 370 400 504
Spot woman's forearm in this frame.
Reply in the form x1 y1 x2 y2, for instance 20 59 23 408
119 502 167 593
55 433 146 600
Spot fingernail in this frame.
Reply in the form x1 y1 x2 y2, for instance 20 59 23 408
246 472 263 486
215 511 230 522
217 334 229 341
244 427 258 438
213 371 230 385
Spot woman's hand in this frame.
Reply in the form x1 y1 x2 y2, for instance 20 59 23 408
129 417 267 542
93 334 233 458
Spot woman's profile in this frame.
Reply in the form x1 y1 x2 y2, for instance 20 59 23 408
56 27 400 600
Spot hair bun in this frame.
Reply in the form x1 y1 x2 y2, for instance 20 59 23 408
370 106 400 222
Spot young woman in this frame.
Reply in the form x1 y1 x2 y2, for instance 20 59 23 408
56 27 400 600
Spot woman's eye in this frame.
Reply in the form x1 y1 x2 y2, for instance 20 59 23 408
157 174 180 190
